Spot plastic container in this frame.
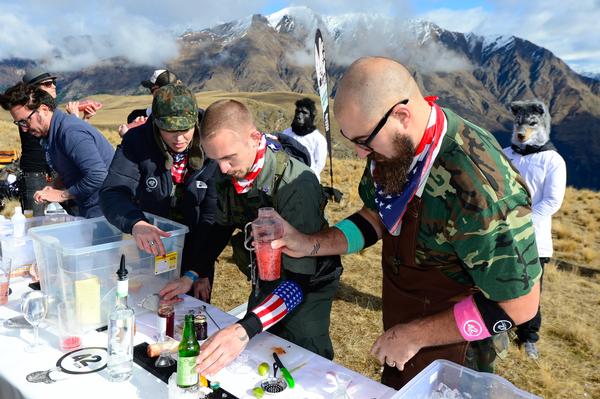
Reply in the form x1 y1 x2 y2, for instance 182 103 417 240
0 214 81 278
251 207 283 281
392 359 541 399
29 213 188 331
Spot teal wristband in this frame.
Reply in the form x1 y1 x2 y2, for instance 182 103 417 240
184 270 199 283
334 219 365 254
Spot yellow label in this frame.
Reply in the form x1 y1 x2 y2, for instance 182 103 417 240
154 252 177 275
75 276 101 325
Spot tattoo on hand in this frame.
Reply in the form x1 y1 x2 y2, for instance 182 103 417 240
235 325 249 342
310 241 321 256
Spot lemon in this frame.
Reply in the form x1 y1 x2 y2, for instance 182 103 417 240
252 387 264 398
258 362 270 376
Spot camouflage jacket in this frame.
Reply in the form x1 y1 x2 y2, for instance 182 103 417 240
359 107 542 301
216 147 327 276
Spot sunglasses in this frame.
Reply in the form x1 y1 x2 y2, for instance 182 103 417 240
13 109 38 128
340 99 409 150
38 79 56 88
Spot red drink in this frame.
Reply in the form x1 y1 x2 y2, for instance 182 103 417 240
60 336 81 351
77 99 103 112
0 281 9 305
255 241 282 281
158 304 175 338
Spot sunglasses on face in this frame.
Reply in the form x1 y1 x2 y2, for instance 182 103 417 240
13 109 38 128
38 79 56 88
340 99 409 150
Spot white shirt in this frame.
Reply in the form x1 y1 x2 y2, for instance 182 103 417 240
281 127 328 181
503 146 567 257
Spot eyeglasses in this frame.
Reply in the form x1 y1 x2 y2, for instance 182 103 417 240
340 99 409 150
38 79 56 88
13 109 38 128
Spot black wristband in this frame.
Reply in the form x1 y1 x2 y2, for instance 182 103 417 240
237 312 263 340
347 212 378 248
473 292 515 334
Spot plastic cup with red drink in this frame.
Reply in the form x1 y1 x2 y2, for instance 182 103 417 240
251 208 283 281
77 99 103 112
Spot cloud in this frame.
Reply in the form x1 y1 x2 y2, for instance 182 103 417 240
419 0 600 73
0 1 268 71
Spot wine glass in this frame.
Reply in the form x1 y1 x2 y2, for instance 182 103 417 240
333 372 352 399
21 291 48 352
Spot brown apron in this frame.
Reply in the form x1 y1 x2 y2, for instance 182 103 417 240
381 197 475 389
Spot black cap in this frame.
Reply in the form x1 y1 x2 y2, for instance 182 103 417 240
141 69 178 89
23 66 57 86
117 254 128 281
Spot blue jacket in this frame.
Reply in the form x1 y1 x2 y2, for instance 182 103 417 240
99 121 217 272
43 110 114 217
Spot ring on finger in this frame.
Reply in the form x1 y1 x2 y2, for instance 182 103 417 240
149 240 155 247
385 358 396 368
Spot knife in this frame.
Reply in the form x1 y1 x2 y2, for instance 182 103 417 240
272 352 295 388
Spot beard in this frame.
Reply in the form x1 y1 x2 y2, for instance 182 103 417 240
370 134 416 195
291 119 316 136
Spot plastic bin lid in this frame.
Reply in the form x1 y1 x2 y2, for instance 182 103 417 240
27 213 189 256
392 359 541 399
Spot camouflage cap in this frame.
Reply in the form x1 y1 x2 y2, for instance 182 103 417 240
152 84 198 131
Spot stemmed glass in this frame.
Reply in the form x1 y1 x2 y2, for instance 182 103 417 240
21 291 48 352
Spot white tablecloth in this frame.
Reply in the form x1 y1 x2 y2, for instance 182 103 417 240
0 278 397 399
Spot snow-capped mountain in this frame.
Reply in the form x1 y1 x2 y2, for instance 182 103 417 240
1 7 599 189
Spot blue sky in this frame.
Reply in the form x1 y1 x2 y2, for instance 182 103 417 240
0 0 598 74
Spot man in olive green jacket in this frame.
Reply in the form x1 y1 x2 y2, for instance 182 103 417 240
162 99 342 376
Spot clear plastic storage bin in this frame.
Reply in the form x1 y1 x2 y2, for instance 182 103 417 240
0 214 82 277
29 213 188 331
393 359 540 399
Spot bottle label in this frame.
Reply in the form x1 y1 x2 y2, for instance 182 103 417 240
176 356 198 387
116 280 128 297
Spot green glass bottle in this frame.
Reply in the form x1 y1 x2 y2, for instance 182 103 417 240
177 313 200 388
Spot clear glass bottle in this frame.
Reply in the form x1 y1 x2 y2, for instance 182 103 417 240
177 313 200 388
107 254 135 382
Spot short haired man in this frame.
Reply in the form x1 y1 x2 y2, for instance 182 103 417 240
280 97 327 180
0 83 114 218
271 57 541 389
163 99 342 376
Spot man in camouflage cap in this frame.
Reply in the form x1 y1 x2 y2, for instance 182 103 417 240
101 84 217 300
271 57 542 389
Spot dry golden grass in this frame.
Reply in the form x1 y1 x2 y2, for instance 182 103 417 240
1 93 599 398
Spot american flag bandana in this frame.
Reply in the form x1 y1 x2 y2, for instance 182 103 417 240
251 280 303 330
232 134 267 194
170 150 189 184
372 100 446 235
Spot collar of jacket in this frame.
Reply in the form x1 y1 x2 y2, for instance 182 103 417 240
152 121 204 171
510 141 556 156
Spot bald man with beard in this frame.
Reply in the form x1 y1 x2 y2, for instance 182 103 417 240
272 57 542 388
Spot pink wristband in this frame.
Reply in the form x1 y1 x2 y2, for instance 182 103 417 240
453 295 492 341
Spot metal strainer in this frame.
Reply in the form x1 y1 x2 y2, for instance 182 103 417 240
260 377 287 394
260 362 287 394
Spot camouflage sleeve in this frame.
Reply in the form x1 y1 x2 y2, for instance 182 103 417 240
358 161 378 210
448 192 542 301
